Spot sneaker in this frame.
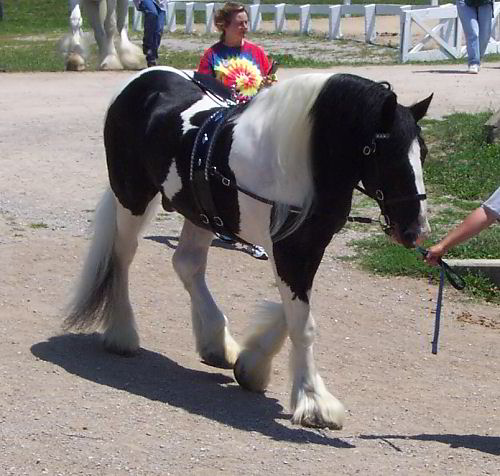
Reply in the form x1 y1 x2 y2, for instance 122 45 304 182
251 245 268 260
217 234 236 244
468 64 479 74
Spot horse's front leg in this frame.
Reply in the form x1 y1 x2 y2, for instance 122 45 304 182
274 238 345 430
65 0 86 71
114 0 145 70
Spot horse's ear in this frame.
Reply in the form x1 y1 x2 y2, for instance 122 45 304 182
410 93 433 122
380 92 397 132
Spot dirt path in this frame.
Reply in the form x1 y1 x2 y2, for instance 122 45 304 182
0 68 499 476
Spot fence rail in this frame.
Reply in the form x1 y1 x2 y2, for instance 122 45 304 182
128 1 500 63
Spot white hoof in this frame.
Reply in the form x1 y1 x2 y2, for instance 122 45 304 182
99 55 123 70
118 44 146 70
291 385 345 430
66 52 85 71
200 328 241 369
119 53 145 71
102 325 140 355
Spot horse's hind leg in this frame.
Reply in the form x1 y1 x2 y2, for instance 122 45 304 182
100 197 158 353
64 190 158 354
172 220 241 369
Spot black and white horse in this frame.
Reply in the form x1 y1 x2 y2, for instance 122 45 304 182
65 67 432 430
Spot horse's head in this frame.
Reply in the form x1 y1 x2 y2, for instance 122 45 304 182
359 91 433 248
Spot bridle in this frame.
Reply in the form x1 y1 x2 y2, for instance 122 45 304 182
348 132 427 234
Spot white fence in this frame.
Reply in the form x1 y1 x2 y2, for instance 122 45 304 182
128 1 500 63
400 2 500 61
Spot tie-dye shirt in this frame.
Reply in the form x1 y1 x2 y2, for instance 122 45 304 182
198 40 271 101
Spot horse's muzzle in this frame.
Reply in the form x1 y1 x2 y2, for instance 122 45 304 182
393 223 427 249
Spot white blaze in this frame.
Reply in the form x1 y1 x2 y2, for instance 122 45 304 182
408 138 430 235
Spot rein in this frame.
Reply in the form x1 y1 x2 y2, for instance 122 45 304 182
416 246 466 354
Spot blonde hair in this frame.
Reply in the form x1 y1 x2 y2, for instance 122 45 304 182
214 2 248 41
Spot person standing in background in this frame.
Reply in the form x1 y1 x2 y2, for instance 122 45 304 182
133 0 167 67
456 0 493 74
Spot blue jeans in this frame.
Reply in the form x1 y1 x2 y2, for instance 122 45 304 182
456 0 493 66
137 0 166 62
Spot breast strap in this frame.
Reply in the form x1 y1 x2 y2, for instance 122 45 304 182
190 106 256 245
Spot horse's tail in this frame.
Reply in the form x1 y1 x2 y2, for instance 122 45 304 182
63 188 118 332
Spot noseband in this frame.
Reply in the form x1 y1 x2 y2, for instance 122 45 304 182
351 132 427 234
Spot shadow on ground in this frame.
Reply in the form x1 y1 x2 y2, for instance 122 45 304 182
145 234 256 257
360 433 500 456
413 69 469 75
31 333 353 448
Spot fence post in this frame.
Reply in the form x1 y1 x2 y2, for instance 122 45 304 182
167 2 177 32
328 5 342 40
130 2 142 31
205 3 215 34
343 0 351 18
491 3 500 42
249 4 261 32
185 2 194 34
364 4 376 43
275 3 286 32
252 0 262 29
399 6 412 62
299 5 311 35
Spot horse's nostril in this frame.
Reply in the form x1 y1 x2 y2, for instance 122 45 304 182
403 230 418 245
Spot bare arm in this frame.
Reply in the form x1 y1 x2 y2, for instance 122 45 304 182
425 206 497 265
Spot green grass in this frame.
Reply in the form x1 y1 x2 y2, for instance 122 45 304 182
29 222 48 229
0 38 64 71
348 112 500 304
422 113 498 200
260 0 431 4
0 0 68 34
157 47 202 69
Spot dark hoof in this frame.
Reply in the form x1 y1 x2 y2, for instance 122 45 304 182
201 354 233 370
233 355 267 393
300 416 342 430
103 341 139 357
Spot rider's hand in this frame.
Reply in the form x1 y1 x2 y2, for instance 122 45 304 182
261 74 277 88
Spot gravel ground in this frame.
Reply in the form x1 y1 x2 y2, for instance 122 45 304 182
0 68 499 475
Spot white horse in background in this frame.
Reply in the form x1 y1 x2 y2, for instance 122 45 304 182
62 0 145 71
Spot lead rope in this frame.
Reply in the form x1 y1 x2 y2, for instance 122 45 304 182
432 267 445 355
416 246 466 354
